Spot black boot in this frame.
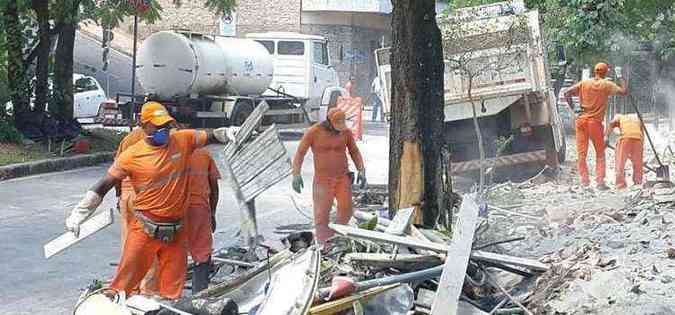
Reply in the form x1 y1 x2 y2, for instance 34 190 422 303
192 258 210 294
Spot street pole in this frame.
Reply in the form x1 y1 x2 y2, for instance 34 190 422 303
129 13 138 132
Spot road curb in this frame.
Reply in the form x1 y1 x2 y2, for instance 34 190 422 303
0 152 114 181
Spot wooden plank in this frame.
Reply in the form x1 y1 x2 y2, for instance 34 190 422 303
44 209 114 259
384 207 415 236
308 284 400 315
344 253 442 270
223 101 269 161
221 152 258 250
470 250 549 272
329 223 448 252
241 156 292 202
329 223 549 272
431 196 479 315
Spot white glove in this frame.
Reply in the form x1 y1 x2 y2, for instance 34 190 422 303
65 191 103 237
213 127 239 143
615 66 623 79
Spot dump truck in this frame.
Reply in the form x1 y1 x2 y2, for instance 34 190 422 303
97 31 345 127
375 0 565 177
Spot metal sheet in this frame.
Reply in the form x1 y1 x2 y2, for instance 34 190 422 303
44 209 114 259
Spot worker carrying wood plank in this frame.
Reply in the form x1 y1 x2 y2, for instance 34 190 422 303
64 101 236 300
292 108 367 245
605 113 644 189
113 126 159 296
564 63 628 189
185 147 221 293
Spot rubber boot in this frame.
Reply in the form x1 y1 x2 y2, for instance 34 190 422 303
192 258 211 295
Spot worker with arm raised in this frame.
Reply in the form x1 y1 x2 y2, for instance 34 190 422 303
64 101 235 300
564 62 628 189
292 108 366 244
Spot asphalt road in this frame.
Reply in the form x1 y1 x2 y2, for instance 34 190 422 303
73 31 142 99
0 122 388 315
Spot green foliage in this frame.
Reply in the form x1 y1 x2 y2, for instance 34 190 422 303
0 117 22 143
203 0 236 15
527 0 675 67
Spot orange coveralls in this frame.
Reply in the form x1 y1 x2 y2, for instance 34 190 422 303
570 78 622 186
114 128 159 295
292 124 364 242
186 148 221 263
108 129 207 299
608 114 643 188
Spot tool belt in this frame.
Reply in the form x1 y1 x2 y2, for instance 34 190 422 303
134 211 182 243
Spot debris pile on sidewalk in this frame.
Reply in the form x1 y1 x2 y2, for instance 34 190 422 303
475 163 675 314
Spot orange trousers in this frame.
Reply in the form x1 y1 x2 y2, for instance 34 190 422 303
119 192 159 296
615 138 643 188
111 216 188 299
186 206 213 263
313 175 353 243
576 117 606 185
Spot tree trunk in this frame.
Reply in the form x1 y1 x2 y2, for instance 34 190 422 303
4 0 31 124
53 0 79 120
32 0 51 113
389 0 447 228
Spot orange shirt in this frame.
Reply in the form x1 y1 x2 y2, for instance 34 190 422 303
187 148 221 209
293 123 365 178
573 78 622 120
614 114 643 141
115 128 146 193
108 130 208 220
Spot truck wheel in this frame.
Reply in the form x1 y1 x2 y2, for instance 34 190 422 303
231 100 254 126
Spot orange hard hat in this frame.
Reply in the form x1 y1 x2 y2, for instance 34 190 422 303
140 101 175 126
327 108 347 130
594 63 609 76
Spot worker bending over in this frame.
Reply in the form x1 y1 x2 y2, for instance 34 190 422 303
564 63 628 189
292 108 366 244
605 113 643 189
186 148 220 293
65 102 234 299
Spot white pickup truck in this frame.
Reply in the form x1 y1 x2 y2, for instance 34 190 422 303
376 1 565 177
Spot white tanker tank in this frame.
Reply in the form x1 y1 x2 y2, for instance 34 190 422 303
137 31 274 99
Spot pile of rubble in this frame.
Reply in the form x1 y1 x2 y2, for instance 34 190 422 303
477 164 675 314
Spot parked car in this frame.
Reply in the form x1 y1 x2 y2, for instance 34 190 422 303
4 73 106 120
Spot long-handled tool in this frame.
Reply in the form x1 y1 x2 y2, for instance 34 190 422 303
628 95 671 183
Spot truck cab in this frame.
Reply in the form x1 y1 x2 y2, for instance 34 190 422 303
245 32 340 121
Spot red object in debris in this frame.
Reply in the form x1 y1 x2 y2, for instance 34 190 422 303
73 139 91 154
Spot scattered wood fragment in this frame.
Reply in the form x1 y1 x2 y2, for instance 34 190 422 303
344 253 443 271
431 195 480 315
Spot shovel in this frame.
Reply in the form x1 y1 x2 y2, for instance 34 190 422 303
627 96 671 184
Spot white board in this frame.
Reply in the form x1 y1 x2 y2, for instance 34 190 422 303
44 209 114 259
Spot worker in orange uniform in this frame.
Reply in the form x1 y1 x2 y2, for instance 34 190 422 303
186 148 220 294
65 101 235 299
564 63 628 189
605 113 643 189
292 108 366 244
113 126 161 295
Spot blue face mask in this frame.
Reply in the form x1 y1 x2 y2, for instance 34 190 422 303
147 128 170 146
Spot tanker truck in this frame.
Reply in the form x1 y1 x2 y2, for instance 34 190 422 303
97 30 345 127
374 1 566 179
